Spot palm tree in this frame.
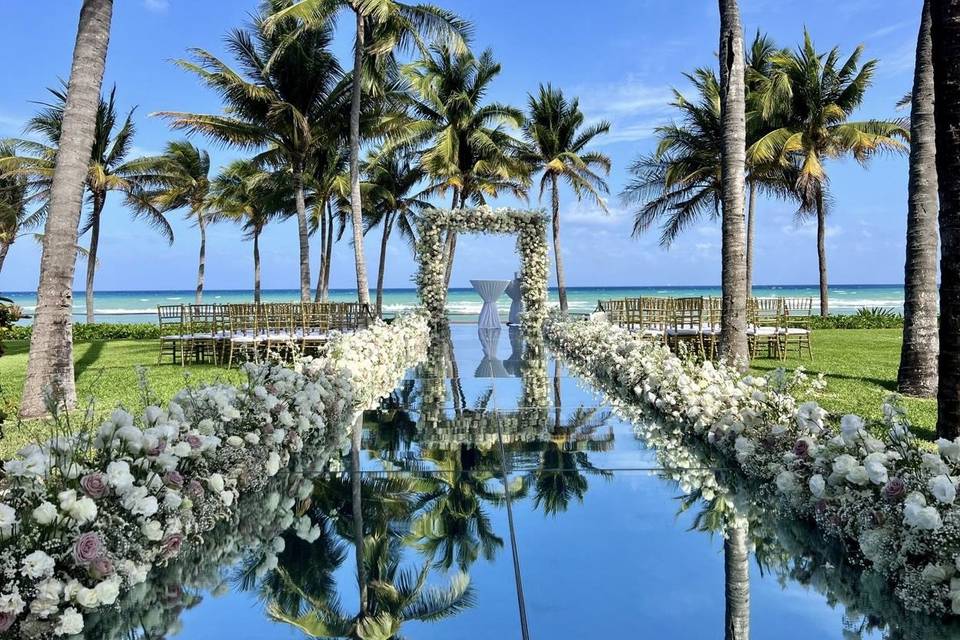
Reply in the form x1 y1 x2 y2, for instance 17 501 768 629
133 141 214 304
931 0 960 439
363 151 428 316
898 0 939 398
724 523 751 640
308 142 349 302
157 0 348 302
751 30 909 316
390 45 530 290
0 145 42 274
268 0 471 307
20 0 114 418
717 0 749 364
522 84 610 312
208 161 291 303
14 85 173 323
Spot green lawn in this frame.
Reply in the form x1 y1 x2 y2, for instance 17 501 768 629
750 328 937 440
0 339 243 458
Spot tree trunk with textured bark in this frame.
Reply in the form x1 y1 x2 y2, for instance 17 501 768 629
350 414 368 615
816 193 829 316
932 0 960 438
745 182 756 297
349 9 370 306
551 174 568 312
293 166 311 302
253 227 261 304
899 0 940 398
195 211 206 305
314 201 328 303
724 524 751 640
0 241 10 274
323 204 333 301
20 0 113 418
376 212 392 317
84 191 104 324
717 0 749 365
442 188 461 292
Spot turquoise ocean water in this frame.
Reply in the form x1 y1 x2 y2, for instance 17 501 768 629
5 284 905 324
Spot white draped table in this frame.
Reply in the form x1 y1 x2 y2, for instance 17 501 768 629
470 279 510 329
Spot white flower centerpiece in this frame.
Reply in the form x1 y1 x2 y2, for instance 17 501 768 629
544 309 960 618
0 312 429 638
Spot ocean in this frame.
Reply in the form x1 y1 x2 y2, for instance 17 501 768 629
4 284 906 325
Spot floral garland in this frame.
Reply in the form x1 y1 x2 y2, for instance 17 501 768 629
544 310 960 618
0 312 429 638
415 206 549 334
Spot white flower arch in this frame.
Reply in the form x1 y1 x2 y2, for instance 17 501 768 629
415 206 549 334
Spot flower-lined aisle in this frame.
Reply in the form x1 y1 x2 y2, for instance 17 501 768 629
0 313 430 638
544 311 960 618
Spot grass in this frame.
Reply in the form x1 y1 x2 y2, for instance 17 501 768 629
0 328 939 457
750 329 937 440
0 339 243 458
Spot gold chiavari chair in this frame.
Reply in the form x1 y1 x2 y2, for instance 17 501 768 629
263 302 295 354
781 297 813 360
748 297 782 359
638 297 670 344
667 297 707 357
701 297 722 359
157 305 186 365
597 299 625 325
185 304 221 365
622 298 643 331
227 304 259 367
301 302 331 354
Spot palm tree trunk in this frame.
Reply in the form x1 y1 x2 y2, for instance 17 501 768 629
323 205 333 301
349 9 370 306
315 199 328 303
293 165 311 303
931 0 960 439
816 192 829 316
899 0 940 398
0 240 10 274
350 414 368 615
442 188 460 292
550 174 568 312
253 227 262 304
724 524 751 640
376 212 392 317
195 211 206 305
84 192 104 324
745 181 756 298
20 0 113 418
717 0 750 365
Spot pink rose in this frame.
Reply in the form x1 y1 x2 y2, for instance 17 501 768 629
186 480 204 500
792 439 810 458
185 434 203 450
80 472 109 499
89 556 115 579
883 477 907 502
72 531 104 565
161 533 183 559
0 612 15 633
164 471 184 489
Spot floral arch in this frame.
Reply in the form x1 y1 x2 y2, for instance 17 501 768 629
415 207 549 333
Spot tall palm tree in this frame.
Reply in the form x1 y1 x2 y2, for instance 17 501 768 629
724 523 751 640
208 160 291 303
898 0 939 398
717 0 749 364
308 142 349 302
0 145 42 275
20 0 114 418
132 141 213 304
931 0 960 438
522 84 610 312
390 45 530 291
157 0 347 302
751 31 909 316
14 86 173 323
268 0 471 307
363 151 428 316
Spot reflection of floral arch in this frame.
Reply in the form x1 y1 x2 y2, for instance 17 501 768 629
415 207 549 333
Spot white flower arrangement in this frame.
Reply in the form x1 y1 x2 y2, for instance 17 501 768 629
0 312 429 638
544 310 960 618
415 206 549 335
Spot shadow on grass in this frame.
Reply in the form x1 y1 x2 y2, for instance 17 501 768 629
75 341 106 377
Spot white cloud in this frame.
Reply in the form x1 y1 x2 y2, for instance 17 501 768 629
562 202 627 227
574 76 673 145
144 0 170 13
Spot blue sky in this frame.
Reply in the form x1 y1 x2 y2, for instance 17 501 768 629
0 0 919 292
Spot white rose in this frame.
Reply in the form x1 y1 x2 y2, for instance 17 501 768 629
904 495 942 530
938 437 960 462
106 460 135 491
164 490 183 510
75 587 99 609
809 474 826 498
22 550 56 579
32 501 58 525
930 475 957 504
208 473 225 493
846 466 870 486
922 452 950 476
775 470 799 494
220 490 235 507
54 607 84 636
226 435 244 448
840 414 865 444
0 591 26 615
141 520 163 541
68 496 98 524
863 452 888 485
265 452 281 477
172 441 192 458
93 576 121 605
832 454 857 476
244 432 260 445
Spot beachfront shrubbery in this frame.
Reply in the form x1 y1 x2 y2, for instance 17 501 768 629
811 307 905 329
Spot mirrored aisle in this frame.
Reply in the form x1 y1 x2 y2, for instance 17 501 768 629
92 324 960 640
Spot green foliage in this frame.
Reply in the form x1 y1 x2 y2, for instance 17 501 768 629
810 308 904 330
0 297 22 358
6 323 160 342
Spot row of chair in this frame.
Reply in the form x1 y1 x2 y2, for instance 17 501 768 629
157 302 376 367
596 296 813 360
